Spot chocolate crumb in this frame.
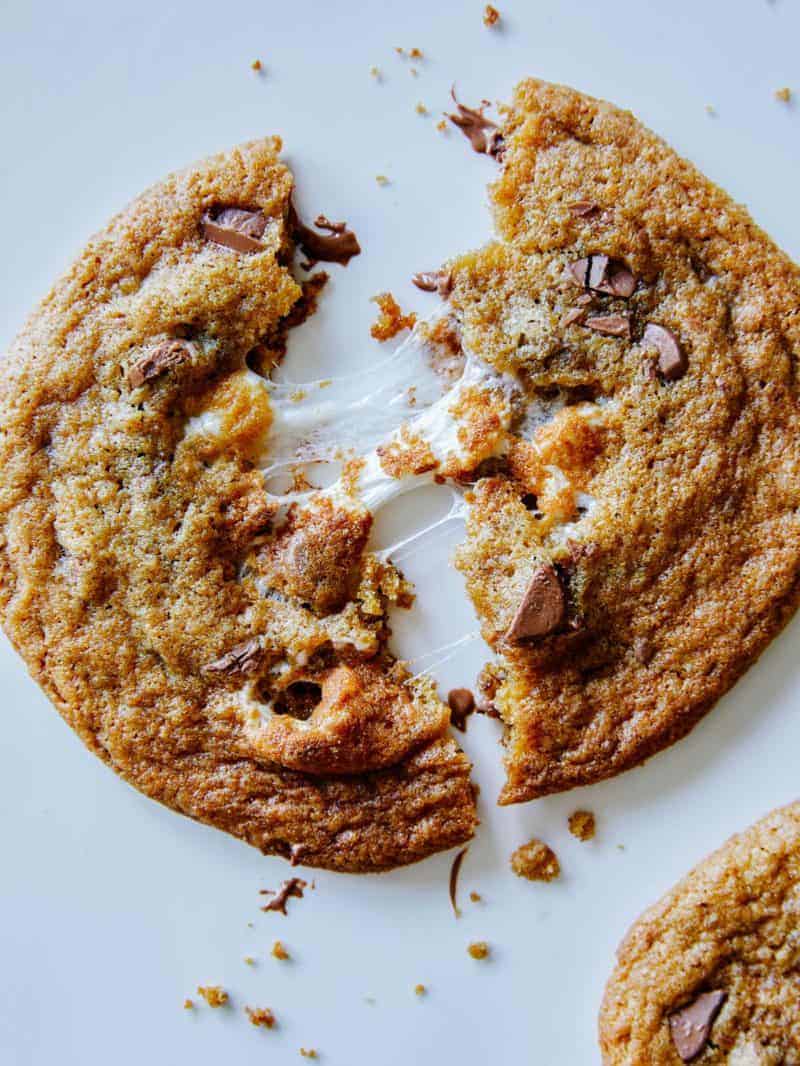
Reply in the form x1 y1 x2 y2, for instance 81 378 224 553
483 4 500 26
272 940 290 961
668 991 726 1062
510 838 560 882
202 207 268 253
568 810 596 842
412 269 453 297
467 941 490 960
197 985 228 1008
642 322 687 381
260 877 307 915
204 637 263 676
289 204 361 268
584 314 631 338
447 688 475 731
246 1006 276 1030
370 293 417 340
447 87 505 159
449 846 469 917
505 564 565 643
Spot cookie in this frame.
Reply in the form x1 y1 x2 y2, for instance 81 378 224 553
447 78 800 802
599 801 800 1063
0 138 478 871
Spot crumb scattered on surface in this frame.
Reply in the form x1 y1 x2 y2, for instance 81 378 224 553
469 891 482 903
415 102 428 115
617 844 626 852
272 940 290 961
436 119 448 132
244 956 256 966
468 941 490 960
394 46 405 54
247 922 254 929
364 996 377 1006
370 293 417 341
197 986 229 1008
183 998 195 1010
375 174 390 186
246 1006 276 1029
568 809 596 842
483 4 500 26
705 104 717 116
370 65 381 79
251 59 262 72
511 838 561 882
414 983 427 996
260 877 308 915
775 86 792 102
410 67 418 77
300 1050 318 1060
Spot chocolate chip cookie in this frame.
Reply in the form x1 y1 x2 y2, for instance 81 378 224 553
447 78 800 802
0 138 477 871
599 801 800 1063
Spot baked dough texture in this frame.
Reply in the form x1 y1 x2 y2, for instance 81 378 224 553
599 801 800 1063
0 138 477 872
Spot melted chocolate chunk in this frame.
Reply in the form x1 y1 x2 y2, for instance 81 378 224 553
447 87 505 158
288 204 361 267
447 688 476 731
642 322 688 380
259 877 308 915
668 990 726 1062
568 255 636 298
505 564 566 643
127 339 196 388
202 207 269 252
204 637 264 676
412 270 453 296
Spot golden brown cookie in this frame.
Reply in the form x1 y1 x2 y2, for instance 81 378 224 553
0 138 477 871
599 801 800 1063
449 78 800 803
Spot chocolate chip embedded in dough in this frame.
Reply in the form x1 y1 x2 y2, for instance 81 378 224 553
505 565 565 643
668 990 726 1062
642 322 688 380
127 338 196 388
201 207 269 252
584 314 631 338
412 270 453 296
203 637 264 676
568 255 636 297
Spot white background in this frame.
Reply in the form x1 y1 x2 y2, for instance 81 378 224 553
2 1 800 1063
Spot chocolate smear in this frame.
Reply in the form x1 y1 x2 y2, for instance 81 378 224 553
568 254 636 298
288 203 361 268
204 638 263 676
260 877 308 915
412 270 453 297
642 322 687 380
448 688 476 732
584 314 631 338
505 564 565 643
202 207 269 253
668 990 726 1062
447 87 505 158
127 339 196 388
449 846 469 917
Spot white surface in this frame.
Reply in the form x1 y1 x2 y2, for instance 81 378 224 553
1 1 800 1063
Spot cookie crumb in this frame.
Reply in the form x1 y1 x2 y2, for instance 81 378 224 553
370 293 417 341
375 174 390 186
300 1050 318 1060
183 998 195 1010
364 996 377 1006
469 891 482 903
409 47 424 59
251 59 262 72
511 838 561 882
705 104 716 116
775 86 792 103
244 956 256 966
483 4 500 26
272 940 290 961
568 809 596 842
414 983 427 996
394 46 405 55
370 65 381 79
467 941 490 960
410 67 418 77
415 102 428 115
197 985 229 1008
436 119 448 132
246 1006 276 1029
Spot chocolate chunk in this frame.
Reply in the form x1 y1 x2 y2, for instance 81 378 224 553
412 270 453 297
202 207 269 253
584 314 631 338
448 688 476 731
642 322 688 380
668 990 726 1062
505 564 565 643
259 877 307 915
288 203 361 267
569 200 600 218
560 305 589 328
568 254 636 298
204 637 263 676
449 846 469 917
447 87 505 158
127 338 196 388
